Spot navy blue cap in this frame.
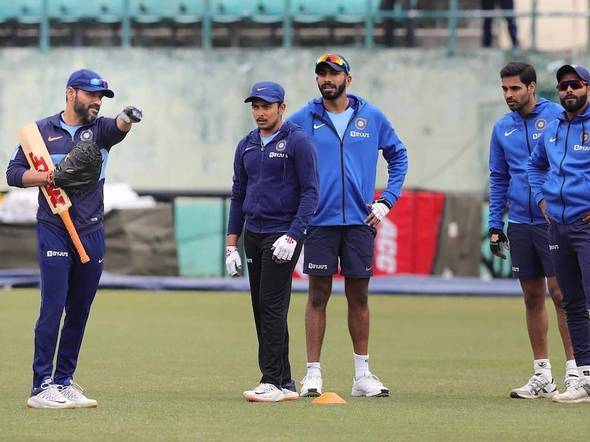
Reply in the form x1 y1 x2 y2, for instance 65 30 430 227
66 69 114 98
244 81 285 104
315 53 350 75
557 64 590 83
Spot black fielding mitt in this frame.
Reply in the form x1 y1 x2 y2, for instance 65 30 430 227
53 140 102 195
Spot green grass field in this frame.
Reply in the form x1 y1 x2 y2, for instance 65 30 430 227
1 289 588 441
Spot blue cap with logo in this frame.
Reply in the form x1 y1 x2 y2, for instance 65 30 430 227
556 64 590 83
244 81 285 104
66 69 114 98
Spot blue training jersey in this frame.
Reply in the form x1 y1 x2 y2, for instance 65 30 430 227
288 94 408 226
528 104 590 224
6 112 127 235
488 97 563 230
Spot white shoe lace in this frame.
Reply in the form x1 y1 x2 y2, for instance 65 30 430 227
37 383 66 402
564 376 580 391
255 383 279 394
60 382 88 401
356 373 384 387
302 373 321 383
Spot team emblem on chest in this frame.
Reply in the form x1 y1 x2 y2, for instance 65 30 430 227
276 140 287 151
80 129 93 141
535 119 546 131
354 118 368 130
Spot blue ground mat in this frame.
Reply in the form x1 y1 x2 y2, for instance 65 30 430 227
0 269 521 296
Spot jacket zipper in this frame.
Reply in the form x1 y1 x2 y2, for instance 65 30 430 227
523 120 533 223
314 111 357 224
558 122 571 224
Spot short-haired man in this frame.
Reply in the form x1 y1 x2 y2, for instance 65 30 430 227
226 81 318 402
528 64 590 403
289 54 408 397
488 62 576 399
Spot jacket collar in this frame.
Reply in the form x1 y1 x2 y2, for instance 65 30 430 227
309 93 365 118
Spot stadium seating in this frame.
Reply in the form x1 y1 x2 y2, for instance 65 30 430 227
130 1 203 25
0 0 42 24
48 1 125 24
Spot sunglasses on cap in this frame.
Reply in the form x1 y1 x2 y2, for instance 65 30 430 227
315 53 350 73
557 79 587 91
89 78 109 88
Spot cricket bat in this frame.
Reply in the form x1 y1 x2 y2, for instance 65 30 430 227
16 122 90 264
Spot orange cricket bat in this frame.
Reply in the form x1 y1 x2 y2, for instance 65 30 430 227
16 122 90 264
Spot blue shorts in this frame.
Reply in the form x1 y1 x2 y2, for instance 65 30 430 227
507 222 554 279
303 225 375 277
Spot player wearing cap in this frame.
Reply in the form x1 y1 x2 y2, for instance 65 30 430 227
6 68 142 409
488 62 576 399
226 81 318 402
289 54 408 397
528 64 590 404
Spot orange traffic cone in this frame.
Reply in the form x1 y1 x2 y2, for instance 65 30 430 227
311 392 347 404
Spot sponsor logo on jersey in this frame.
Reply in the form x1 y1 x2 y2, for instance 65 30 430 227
48 135 63 142
269 152 288 159
535 119 547 131
350 131 370 138
46 250 69 257
573 144 590 151
549 244 559 250
512 266 520 272
308 262 328 270
276 140 287 151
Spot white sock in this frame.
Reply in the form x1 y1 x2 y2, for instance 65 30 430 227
306 362 321 377
533 359 552 380
578 365 590 380
566 359 578 377
354 353 370 379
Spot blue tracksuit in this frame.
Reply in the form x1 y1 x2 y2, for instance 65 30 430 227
528 104 590 366
6 112 127 390
488 98 562 229
288 94 408 226
528 104 590 224
227 120 318 241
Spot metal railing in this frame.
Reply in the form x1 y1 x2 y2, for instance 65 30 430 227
16 0 590 52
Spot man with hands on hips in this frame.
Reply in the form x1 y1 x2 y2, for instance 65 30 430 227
225 81 318 402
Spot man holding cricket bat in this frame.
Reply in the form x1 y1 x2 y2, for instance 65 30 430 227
5 68 142 409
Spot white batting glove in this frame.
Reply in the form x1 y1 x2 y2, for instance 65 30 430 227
371 201 390 221
225 246 242 277
271 235 297 263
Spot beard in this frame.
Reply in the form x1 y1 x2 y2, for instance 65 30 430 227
560 93 588 113
73 95 99 124
319 82 346 100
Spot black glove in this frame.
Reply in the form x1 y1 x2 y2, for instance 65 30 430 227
52 140 102 195
489 228 508 259
119 106 143 123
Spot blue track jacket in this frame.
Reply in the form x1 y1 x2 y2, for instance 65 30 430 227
528 104 590 224
488 98 562 229
288 94 408 226
227 121 318 241
6 112 127 235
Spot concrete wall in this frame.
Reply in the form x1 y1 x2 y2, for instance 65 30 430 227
0 48 576 193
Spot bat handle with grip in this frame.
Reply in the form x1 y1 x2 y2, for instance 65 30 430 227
59 210 90 264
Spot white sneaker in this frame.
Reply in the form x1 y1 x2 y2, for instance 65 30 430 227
509 373 557 399
281 388 299 401
59 383 98 408
243 383 285 402
26 382 76 409
552 379 590 404
300 373 322 397
351 372 389 397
